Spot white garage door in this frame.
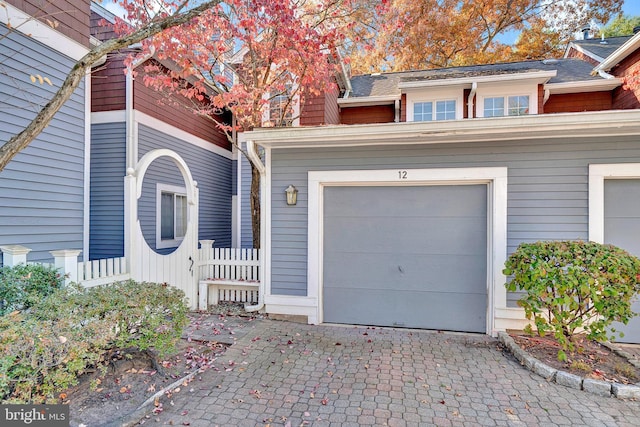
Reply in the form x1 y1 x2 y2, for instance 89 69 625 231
323 185 488 333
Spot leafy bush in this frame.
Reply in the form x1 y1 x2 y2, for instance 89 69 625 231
0 281 188 403
504 240 640 360
0 264 63 315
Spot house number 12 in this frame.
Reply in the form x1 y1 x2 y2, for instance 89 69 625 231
398 170 408 179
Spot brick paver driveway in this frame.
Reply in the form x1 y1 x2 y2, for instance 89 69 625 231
141 319 640 426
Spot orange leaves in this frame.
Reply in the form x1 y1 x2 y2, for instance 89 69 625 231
349 0 624 73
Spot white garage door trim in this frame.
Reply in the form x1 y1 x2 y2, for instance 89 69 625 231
589 163 640 243
308 167 508 334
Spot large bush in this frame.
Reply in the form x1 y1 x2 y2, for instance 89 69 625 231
0 281 188 403
0 264 63 315
504 240 640 359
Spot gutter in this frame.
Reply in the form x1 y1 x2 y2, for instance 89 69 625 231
244 140 265 312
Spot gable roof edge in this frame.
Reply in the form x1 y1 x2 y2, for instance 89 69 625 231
564 42 605 63
595 31 640 72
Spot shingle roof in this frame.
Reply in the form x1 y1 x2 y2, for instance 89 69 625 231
571 36 632 60
349 59 600 98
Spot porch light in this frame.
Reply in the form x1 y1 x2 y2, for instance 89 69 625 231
285 185 298 206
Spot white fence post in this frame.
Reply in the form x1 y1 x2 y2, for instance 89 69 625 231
50 250 82 285
0 245 32 267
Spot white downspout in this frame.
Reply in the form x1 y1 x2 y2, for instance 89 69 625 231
598 69 616 79
245 140 266 312
543 88 551 105
126 47 153 169
394 99 400 122
125 68 136 170
468 82 477 118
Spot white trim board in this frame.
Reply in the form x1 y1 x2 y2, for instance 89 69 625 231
91 110 233 159
589 163 640 244
305 167 508 335
241 110 640 149
0 2 88 60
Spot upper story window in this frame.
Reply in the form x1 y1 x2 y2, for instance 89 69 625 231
413 100 456 122
483 95 530 117
269 85 294 126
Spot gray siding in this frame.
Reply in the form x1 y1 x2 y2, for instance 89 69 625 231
0 23 85 264
89 123 126 260
240 150 254 248
138 125 232 253
269 135 640 298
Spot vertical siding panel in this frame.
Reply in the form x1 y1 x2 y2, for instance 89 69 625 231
240 149 254 248
90 123 126 259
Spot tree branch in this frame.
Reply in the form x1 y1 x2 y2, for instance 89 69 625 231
0 0 221 171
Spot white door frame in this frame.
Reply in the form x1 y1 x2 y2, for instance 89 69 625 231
307 167 508 334
589 163 640 243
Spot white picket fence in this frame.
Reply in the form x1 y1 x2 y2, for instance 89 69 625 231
1 243 261 309
197 244 260 309
77 256 130 288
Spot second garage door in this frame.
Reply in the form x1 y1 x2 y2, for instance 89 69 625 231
323 184 488 333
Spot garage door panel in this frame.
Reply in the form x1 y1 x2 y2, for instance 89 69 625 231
324 253 486 294
604 179 640 344
323 288 487 333
326 216 487 254
324 185 487 218
323 184 487 332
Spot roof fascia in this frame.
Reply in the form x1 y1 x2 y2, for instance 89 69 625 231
596 32 640 72
397 70 557 90
239 110 640 149
337 95 401 107
544 78 622 95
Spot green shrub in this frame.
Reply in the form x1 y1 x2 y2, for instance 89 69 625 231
0 281 189 403
504 240 640 360
0 264 63 315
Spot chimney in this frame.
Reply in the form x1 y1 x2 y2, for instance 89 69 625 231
582 26 591 40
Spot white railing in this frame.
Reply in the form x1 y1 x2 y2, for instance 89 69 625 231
77 256 130 288
1 245 129 287
197 241 260 308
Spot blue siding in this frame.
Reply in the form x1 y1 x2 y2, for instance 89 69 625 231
138 125 232 253
269 136 640 298
89 123 126 260
0 23 86 265
240 150 254 248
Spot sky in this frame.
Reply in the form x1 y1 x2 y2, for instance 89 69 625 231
102 0 640 45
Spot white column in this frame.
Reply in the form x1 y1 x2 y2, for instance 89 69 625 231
0 245 32 267
50 250 82 285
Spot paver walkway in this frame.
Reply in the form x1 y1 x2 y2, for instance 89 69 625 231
139 319 640 426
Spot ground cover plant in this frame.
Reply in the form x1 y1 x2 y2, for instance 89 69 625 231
0 278 188 403
504 240 640 361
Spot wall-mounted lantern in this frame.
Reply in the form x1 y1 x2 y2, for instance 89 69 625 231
285 185 298 206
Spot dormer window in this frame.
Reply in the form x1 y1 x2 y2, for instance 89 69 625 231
413 99 457 122
484 95 530 117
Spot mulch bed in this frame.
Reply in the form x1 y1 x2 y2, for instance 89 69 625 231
510 332 640 384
